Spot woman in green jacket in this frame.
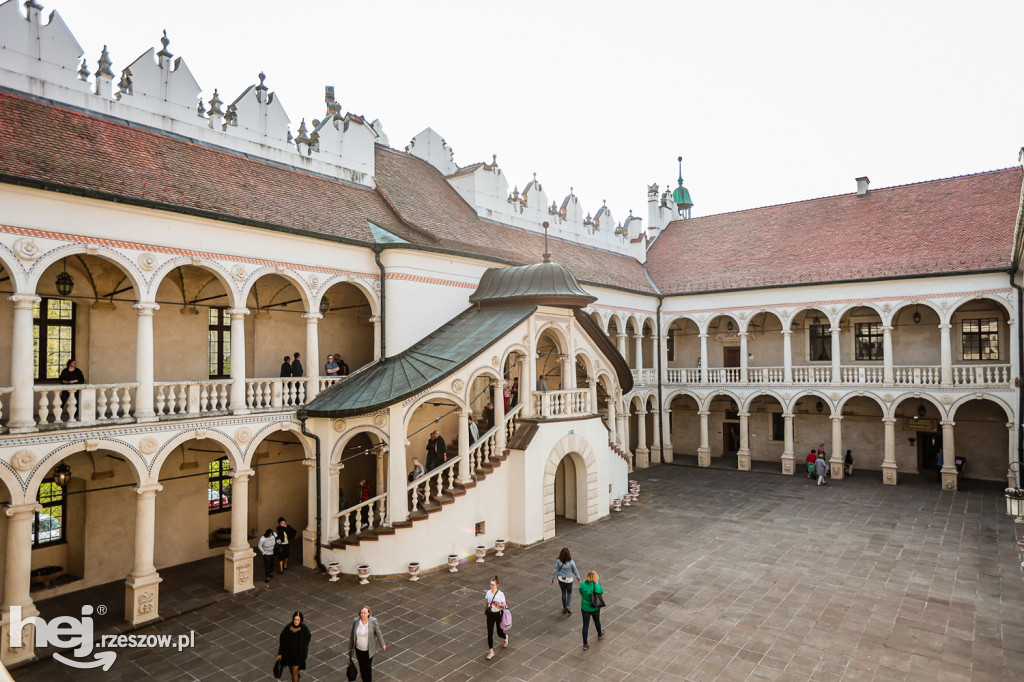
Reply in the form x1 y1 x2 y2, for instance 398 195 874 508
578 570 605 650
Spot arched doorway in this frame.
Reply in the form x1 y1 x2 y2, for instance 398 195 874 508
332 430 387 538
542 434 599 540
839 396 886 478
950 397 1012 482
554 455 578 522
317 281 376 378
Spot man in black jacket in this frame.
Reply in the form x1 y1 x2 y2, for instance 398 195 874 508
280 356 292 377
291 352 304 377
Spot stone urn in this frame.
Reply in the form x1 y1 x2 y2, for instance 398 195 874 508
448 554 460 573
408 562 421 582
327 562 341 582
357 564 371 585
475 546 486 563
622 493 632 506
612 498 622 512
629 479 637 490
494 540 506 557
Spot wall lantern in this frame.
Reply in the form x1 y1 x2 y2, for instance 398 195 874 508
53 462 72 488
813 315 820 326
815 400 824 413
914 401 926 421
319 296 330 315
726 320 734 332
912 305 922 325
55 258 74 297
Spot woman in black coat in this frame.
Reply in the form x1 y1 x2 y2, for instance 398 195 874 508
277 611 311 682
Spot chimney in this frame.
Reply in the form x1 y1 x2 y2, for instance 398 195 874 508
856 176 870 198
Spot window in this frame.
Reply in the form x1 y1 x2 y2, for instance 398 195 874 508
854 322 883 360
33 298 75 381
208 308 231 378
32 479 66 547
770 412 785 441
808 324 831 362
962 318 999 361
666 331 675 362
208 457 232 513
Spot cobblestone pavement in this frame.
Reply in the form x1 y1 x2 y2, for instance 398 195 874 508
12 465 1024 681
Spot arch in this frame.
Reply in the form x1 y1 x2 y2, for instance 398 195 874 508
500 344 529 372
402 390 467 425
888 300 944 326
535 321 570 354
789 306 835 328
788 389 835 415
661 313 700 336
889 393 948 421
663 387 703 410
247 420 314 460
586 309 606 334
541 432 600 539
701 389 742 411
836 301 885 323
946 293 1014 324
741 389 788 413
149 256 239 308
0 242 28 293
574 349 597 377
594 368 615 391
313 275 380 317
0 457 30 503
25 438 148 499
740 309 785 334
466 364 502 389
624 314 640 333
330 425 390 465
239 267 312 312
151 428 244 477
948 392 1015 423
27 243 147 301
835 391 888 416
606 311 624 333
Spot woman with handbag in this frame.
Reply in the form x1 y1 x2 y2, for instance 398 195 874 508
578 570 605 651
276 611 311 682
483 575 508 660
550 547 582 615
348 605 386 681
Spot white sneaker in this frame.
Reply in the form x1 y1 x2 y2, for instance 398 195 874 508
486 650 494 660
503 635 508 648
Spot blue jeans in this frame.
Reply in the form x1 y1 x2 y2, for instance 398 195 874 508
558 580 573 609
582 609 603 646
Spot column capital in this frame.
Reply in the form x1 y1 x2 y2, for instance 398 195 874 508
617 332 627 339
781 329 792 337
132 302 160 314
737 332 749 339
460 408 473 417
329 464 343 473
1007 422 1015 430
231 469 255 480
3 502 42 517
782 412 794 419
830 414 843 422
829 326 840 334
133 483 164 495
697 410 710 416
698 333 709 340
302 313 323 321
881 417 896 425
7 293 41 308
493 378 507 388
737 412 750 418
228 307 249 318
940 419 955 428
302 458 317 469
938 322 952 330
881 325 893 333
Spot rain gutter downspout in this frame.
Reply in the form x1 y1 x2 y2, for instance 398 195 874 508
299 416 325 572
374 246 387 362
1012 274 1024 486
656 297 665 466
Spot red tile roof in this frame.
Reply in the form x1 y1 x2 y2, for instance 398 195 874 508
646 169 1024 294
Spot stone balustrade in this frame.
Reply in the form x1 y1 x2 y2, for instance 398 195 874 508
533 388 591 418
34 383 137 425
335 493 388 537
319 377 343 393
663 363 1012 387
0 387 10 426
245 378 306 410
153 380 232 416
952 364 1012 385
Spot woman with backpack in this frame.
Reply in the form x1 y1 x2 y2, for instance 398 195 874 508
578 570 605 651
483 575 508 660
550 547 582 615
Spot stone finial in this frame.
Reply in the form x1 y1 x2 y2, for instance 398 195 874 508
24 0 43 12
255 71 268 102
223 103 238 129
196 97 206 116
78 58 90 82
294 119 310 146
157 30 172 59
492 154 497 166
97 45 114 79
116 67 132 100
325 85 341 116
207 89 224 117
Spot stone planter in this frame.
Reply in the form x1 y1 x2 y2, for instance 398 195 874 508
357 564 371 585
622 493 632 506
494 540 506 557
408 562 420 581
30 565 64 588
612 498 622 512
327 562 341 582
475 546 486 563
448 554 459 573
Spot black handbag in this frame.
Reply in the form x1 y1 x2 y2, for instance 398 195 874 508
346 654 358 681
592 591 607 608
273 658 284 679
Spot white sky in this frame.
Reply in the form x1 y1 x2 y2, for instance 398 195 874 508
49 0 1024 222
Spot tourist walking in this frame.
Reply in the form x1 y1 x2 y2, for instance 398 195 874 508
550 547 582 615
275 517 297 573
844 449 854 476
484 575 508 660
348 605 386 681
510 377 519 406
291 352 303 377
277 611 312 682
579 570 605 650
815 453 828 486
468 414 480 445
805 450 816 479
258 529 276 583
503 380 512 411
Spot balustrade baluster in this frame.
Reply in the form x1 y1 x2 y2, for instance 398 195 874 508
155 386 166 415
107 388 119 419
95 388 108 420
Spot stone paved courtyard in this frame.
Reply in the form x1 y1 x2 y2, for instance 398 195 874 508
11 464 1024 681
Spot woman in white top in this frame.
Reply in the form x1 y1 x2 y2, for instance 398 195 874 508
483 575 507 660
348 605 385 681
257 529 276 583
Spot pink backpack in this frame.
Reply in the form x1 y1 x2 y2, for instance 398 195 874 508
500 606 512 631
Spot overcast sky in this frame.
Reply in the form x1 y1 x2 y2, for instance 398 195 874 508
50 1 1024 223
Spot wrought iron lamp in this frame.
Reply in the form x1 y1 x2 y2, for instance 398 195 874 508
53 462 72 488
319 296 330 315
55 258 74 297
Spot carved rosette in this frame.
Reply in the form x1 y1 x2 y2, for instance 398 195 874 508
230 264 247 282
308 275 320 289
829 392 840 401
194 429 208 440
11 450 34 472
491 355 500 367
139 437 159 455
883 394 894 403
942 396 952 405
451 379 465 394
372 413 387 428
12 238 41 261
138 591 155 615
138 252 158 271
333 418 346 432
235 427 252 444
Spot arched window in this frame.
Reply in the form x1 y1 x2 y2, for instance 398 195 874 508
32 479 66 547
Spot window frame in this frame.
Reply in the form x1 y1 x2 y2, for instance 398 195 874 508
853 321 884 361
960 318 999 362
32 478 67 548
208 456 232 515
33 297 76 383
208 307 232 379
770 412 785 442
807 323 832 362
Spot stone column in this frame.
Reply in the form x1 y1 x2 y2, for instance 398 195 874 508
739 332 749 382
782 330 793 384
302 458 317 568
659 331 670 384
829 415 844 479
587 379 598 417
228 308 249 413
524 335 538 418
699 333 709 384
224 470 254 593
781 413 795 474
375 450 385 500
1 503 41 667
386 417 409 523
606 394 617 445
133 302 159 421
882 325 894 384
494 379 506 449
633 332 644 371
560 356 573 390
458 408 471 483
737 412 750 470
881 417 897 485
125 483 163 625
650 407 661 463
1008 423 1018 488
370 315 381 362
697 409 711 467
8 295 40 433
830 325 841 384
616 332 627 360
940 420 958 490
634 409 649 468
661 407 674 463
303 313 321 399
939 322 953 386
615 400 627 450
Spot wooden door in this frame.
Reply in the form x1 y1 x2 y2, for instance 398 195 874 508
724 347 741 367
